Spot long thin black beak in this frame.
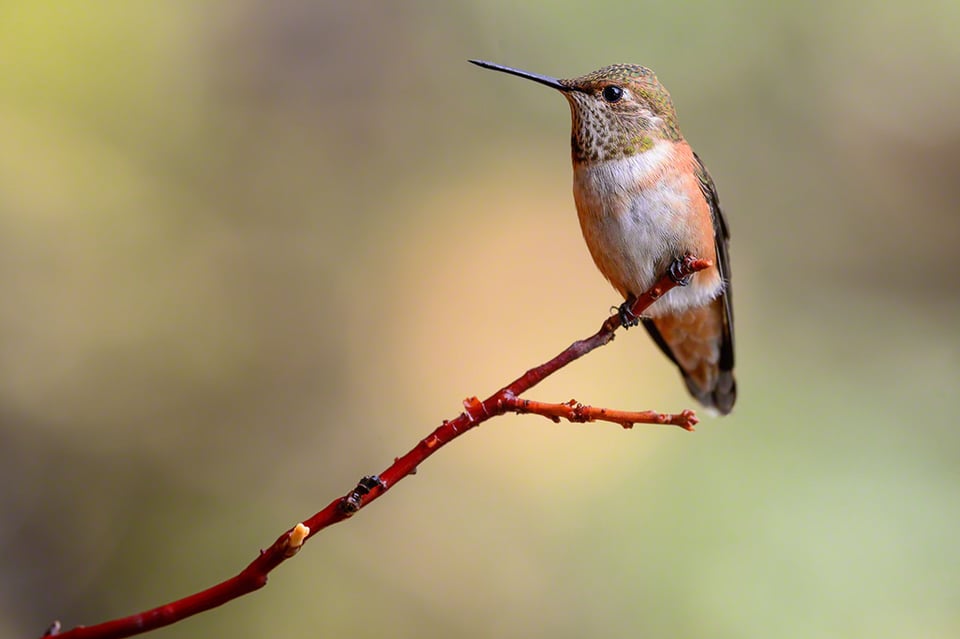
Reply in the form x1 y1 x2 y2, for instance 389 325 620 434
469 59 571 92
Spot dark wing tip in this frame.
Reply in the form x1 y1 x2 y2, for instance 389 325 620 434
712 370 737 415
683 369 736 415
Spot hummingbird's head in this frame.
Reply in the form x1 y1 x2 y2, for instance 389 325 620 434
560 65 680 163
470 60 681 164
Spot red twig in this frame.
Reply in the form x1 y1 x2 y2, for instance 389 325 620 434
503 396 699 431
43 256 711 639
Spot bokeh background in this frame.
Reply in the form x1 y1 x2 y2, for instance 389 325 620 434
2 1 958 637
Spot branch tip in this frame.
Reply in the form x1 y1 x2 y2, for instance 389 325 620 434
687 257 713 272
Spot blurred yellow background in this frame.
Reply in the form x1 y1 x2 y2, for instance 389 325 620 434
2 2 958 637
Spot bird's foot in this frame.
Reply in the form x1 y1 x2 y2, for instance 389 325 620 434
617 295 640 329
669 255 695 286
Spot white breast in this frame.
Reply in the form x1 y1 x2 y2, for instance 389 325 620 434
572 142 723 316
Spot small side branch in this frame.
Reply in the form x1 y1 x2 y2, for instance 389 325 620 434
502 396 698 431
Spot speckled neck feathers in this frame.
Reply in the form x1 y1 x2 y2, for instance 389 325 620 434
560 64 681 164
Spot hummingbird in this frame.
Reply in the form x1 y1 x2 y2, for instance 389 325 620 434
470 59 736 414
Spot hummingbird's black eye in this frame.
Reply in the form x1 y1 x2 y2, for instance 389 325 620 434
601 85 624 103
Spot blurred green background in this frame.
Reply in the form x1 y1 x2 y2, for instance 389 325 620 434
2 1 958 637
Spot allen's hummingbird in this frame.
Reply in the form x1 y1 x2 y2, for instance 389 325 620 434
471 59 736 414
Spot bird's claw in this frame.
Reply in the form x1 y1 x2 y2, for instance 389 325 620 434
617 296 640 328
668 256 695 286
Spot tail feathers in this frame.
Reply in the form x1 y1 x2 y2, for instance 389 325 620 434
641 299 736 415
